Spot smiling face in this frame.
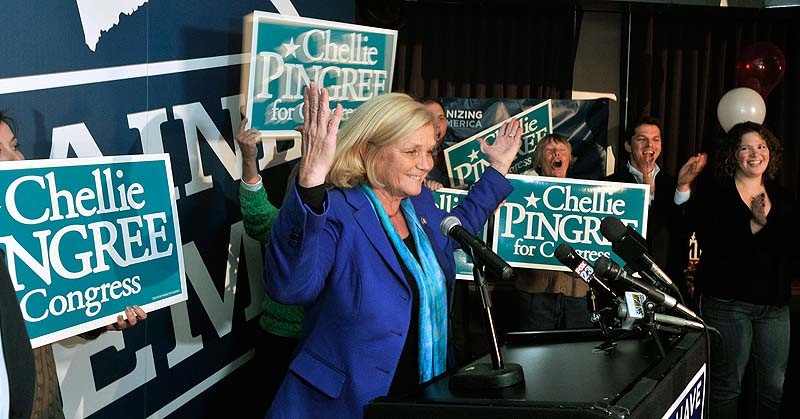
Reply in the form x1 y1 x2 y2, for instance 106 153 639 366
735 132 770 179
626 123 662 174
538 138 571 178
0 121 25 162
373 124 436 199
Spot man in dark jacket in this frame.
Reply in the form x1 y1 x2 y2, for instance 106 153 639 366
604 116 706 300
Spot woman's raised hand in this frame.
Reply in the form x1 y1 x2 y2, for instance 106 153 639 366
297 81 343 188
479 119 522 175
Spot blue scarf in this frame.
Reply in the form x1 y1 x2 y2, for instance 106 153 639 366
360 184 447 382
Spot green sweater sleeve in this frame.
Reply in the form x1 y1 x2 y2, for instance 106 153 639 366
239 182 303 338
239 184 279 244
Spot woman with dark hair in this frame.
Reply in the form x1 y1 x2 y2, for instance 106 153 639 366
690 122 797 419
0 111 147 419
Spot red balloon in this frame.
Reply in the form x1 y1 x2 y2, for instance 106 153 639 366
735 42 786 98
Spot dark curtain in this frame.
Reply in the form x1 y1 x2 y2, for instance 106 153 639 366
357 0 582 100
623 4 799 197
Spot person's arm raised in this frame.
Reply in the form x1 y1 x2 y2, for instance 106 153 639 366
235 115 262 185
676 152 708 193
478 119 522 175
297 81 343 188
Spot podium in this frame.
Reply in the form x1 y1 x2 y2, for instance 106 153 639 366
366 329 707 418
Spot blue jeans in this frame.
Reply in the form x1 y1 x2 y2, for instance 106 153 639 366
512 291 594 331
699 295 790 419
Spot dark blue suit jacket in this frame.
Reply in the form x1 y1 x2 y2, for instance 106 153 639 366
264 168 512 419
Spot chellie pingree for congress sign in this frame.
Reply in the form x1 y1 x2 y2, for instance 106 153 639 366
492 175 649 271
443 100 552 188
0 154 187 348
241 11 397 137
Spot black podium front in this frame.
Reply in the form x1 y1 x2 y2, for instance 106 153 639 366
366 329 707 418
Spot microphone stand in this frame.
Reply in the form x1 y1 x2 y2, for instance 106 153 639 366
593 299 668 357
587 289 616 338
641 300 668 358
449 252 525 391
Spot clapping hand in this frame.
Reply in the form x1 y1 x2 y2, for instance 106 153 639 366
751 193 768 227
677 152 708 192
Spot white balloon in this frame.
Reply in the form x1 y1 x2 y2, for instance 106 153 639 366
717 87 766 133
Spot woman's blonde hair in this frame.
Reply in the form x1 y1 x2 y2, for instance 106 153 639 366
327 93 435 188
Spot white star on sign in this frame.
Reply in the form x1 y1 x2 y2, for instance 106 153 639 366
281 37 300 58
468 149 480 161
524 192 540 208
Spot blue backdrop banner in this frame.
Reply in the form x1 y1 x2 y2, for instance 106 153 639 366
0 1 356 418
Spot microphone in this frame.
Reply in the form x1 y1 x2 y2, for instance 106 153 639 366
652 313 706 330
617 291 705 331
554 243 621 303
617 291 646 330
440 216 514 280
594 256 700 321
600 216 675 288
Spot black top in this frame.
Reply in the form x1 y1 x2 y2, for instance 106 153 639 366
1 249 36 419
689 177 798 305
387 235 421 397
604 170 690 296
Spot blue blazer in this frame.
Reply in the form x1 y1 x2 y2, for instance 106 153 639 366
264 168 513 419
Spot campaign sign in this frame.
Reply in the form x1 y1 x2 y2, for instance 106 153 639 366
242 11 397 137
439 97 610 180
432 188 489 280
492 175 649 270
442 100 552 188
0 154 187 348
662 364 706 419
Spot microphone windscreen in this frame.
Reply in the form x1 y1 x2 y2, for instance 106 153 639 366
600 216 627 242
594 256 613 275
554 243 574 265
595 256 623 282
440 216 461 237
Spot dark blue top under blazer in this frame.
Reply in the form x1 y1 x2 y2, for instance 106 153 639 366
264 167 513 419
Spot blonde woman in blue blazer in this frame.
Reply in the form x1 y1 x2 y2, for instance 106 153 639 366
264 82 521 419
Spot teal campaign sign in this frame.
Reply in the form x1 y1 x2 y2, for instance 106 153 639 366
492 175 649 271
0 155 186 348
242 11 397 137
443 100 552 188
431 188 489 280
